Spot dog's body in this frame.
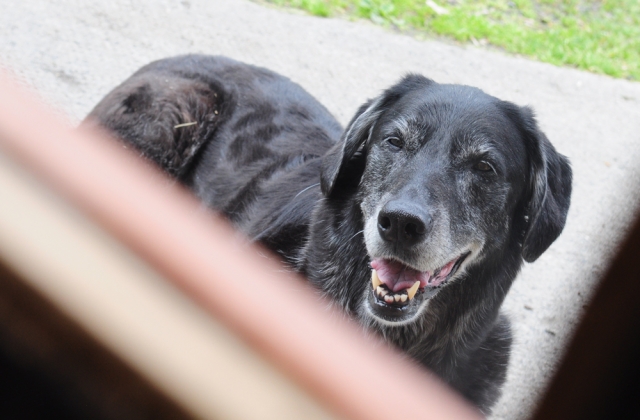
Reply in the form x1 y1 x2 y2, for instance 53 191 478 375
85 55 572 413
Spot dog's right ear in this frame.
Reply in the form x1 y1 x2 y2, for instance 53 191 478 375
320 98 381 196
320 74 432 197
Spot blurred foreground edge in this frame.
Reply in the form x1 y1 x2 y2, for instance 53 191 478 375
0 69 483 419
531 196 640 414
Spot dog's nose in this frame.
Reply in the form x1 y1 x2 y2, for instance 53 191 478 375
377 202 431 247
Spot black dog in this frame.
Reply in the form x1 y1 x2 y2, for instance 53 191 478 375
84 55 572 414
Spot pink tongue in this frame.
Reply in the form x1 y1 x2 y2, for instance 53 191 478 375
371 259 431 292
434 260 456 285
371 258 457 292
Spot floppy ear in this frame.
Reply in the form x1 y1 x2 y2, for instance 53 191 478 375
320 74 433 196
512 106 573 262
319 98 381 196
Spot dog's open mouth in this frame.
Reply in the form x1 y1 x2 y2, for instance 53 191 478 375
370 254 468 310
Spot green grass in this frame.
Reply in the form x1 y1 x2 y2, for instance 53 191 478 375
265 0 640 81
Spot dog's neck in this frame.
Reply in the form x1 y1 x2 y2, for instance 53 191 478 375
299 191 370 313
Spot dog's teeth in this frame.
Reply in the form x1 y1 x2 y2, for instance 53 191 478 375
384 295 394 303
407 281 420 300
371 270 382 289
376 286 385 296
400 295 407 302
394 294 401 302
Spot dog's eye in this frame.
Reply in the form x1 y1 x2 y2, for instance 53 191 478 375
386 137 404 150
474 161 494 173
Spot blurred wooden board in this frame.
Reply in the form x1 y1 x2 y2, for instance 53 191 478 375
0 150 335 420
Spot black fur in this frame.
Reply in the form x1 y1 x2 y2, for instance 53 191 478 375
84 55 572 414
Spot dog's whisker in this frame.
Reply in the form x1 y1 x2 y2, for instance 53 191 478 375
293 183 320 200
347 229 365 243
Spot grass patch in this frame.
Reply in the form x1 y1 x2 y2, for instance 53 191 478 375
266 0 640 81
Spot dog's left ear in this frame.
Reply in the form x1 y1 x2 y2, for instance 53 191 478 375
321 75 433 196
505 104 573 262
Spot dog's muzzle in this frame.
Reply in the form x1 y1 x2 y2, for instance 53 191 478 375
367 254 468 324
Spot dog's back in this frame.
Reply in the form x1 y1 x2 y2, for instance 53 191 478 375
85 55 341 260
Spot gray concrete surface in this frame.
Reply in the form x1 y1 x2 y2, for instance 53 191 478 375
2 0 640 418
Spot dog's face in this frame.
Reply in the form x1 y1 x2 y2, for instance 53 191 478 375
321 76 572 326
359 85 530 324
